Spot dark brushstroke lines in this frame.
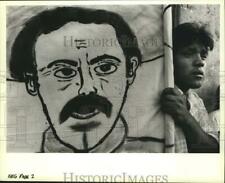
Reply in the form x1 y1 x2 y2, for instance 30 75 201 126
164 42 173 49
58 83 72 91
111 114 128 153
127 136 165 143
40 126 51 153
83 132 88 150
142 54 164 63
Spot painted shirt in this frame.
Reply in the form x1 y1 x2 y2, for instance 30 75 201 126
42 115 165 153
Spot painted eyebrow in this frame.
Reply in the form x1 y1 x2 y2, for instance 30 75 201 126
47 59 78 68
89 54 121 65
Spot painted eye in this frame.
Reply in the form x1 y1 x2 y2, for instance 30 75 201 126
94 63 117 75
54 68 77 79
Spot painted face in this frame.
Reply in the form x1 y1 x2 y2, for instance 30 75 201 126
34 22 134 151
173 43 209 92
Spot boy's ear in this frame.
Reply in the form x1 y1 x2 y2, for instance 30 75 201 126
25 73 37 96
127 56 139 85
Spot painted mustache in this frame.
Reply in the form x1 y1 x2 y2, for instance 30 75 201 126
59 94 112 124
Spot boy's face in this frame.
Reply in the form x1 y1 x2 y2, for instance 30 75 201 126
174 42 209 92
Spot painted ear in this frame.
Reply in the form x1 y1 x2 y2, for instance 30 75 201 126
127 56 139 85
25 73 37 96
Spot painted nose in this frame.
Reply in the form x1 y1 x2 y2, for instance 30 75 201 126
78 72 97 95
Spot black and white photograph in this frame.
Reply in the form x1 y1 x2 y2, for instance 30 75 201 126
0 0 224 182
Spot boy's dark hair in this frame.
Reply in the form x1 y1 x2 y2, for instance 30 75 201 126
9 7 141 82
173 22 214 52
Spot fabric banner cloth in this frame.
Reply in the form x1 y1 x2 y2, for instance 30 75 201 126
6 5 175 153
